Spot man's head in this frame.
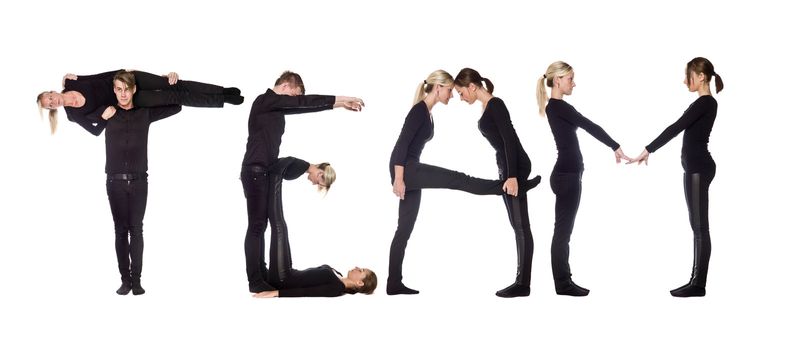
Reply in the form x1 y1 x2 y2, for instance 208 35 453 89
273 71 305 96
113 71 137 109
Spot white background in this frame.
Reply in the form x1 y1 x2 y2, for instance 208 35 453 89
1 0 797 348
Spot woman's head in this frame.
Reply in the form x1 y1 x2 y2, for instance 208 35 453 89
536 61 575 116
274 71 305 96
307 162 336 192
414 69 454 106
37 91 61 134
344 267 378 295
685 57 723 94
453 68 494 105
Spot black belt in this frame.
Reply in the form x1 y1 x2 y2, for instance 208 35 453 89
108 173 146 180
243 165 268 173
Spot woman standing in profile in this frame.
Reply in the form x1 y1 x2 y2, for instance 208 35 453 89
536 61 630 296
387 70 540 296
628 57 723 297
453 68 540 298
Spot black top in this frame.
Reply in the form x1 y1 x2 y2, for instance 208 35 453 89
478 98 530 178
390 101 433 168
645 95 717 173
278 265 346 298
104 105 182 174
268 156 311 179
63 69 124 136
241 89 336 168
546 98 620 173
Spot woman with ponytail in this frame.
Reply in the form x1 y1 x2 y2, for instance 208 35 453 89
628 57 723 297
387 69 540 295
537 61 630 296
453 68 541 298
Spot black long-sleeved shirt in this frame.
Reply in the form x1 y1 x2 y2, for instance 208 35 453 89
278 265 346 298
645 95 717 173
63 69 124 136
104 105 182 174
390 101 433 168
268 156 310 179
478 98 530 178
546 98 620 173
241 89 336 168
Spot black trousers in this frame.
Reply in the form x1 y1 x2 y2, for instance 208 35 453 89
106 176 148 283
132 71 224 108
266 173 293 287
683 170 715 286
241 168 271 286
387 161 506 285
500 165 534 287
549 171 582 288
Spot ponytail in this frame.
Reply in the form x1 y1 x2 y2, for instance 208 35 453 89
413 80 428 105
536 75 548 116
482 77 494 94
713 72 724 93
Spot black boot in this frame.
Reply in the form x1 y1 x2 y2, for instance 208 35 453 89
521 175 542 192
116 279 132 295
497 225 533 298
555 280 590 297
223 87 241 96
132 278 146 296
671 234 709 297
387 281 419 295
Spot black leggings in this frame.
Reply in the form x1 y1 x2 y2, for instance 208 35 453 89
132 71 224 108
683 170 715 286
501 188 534 286
266 173 294 287
549 171 582 287
106 176 148 282
387 161 507 285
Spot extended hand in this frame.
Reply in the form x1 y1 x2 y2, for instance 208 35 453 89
614 147 633 164
626 149 650 165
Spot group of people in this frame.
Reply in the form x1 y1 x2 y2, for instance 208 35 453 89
36 57 722 299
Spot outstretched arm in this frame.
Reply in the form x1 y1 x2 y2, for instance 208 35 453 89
644 98 711 154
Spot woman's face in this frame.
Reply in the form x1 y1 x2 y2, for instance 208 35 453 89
347 267 370 283
684 70 705 92
39 92 64 109
434 84 453 105
555 72 576 96
454 83 477 105
307 167 324 186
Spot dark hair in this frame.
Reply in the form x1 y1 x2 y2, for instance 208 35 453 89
686 57 723 93
274 71 305 95
454 68 494 94
113 71 136 90
344 269 378 295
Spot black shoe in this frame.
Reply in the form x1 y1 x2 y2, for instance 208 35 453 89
249 280 276 293
132 281 146 296
116 282 132 295
386 282 419 295
223 87 241 96
224 94 244 105
495 283 530 298
521 175 542 192
670 282 706 297
556 281 590 297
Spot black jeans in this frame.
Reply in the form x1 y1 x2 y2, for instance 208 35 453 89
387 161 506 286
241 168 271 286
549 171 582 288
132 71 224 108
683 170 715 286
106 175 148 283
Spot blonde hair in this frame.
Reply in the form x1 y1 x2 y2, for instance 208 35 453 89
414 70 454 105
536 61 574 116
318 162 336 192
37 91 58 134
